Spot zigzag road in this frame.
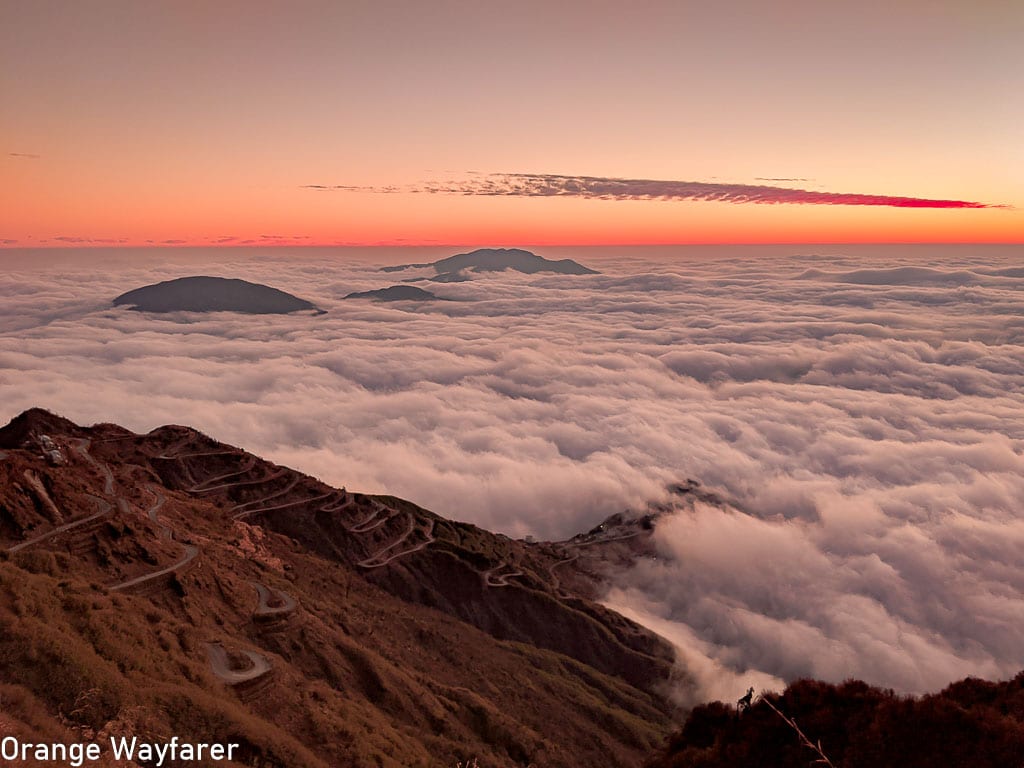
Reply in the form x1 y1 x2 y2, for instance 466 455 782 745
110 484 198 592
145 484 172 540
205 643 272 685
7 494 111 553
228 474 301 513
232 490 336 521
251 582 297 618
481 564 524 588
187 456 258 492
321 492 353 513
547 553 580 597
71 438 114 495
10 434 281 691
347 499 395 533
539 531 639 597
144 441 280 685
8 438 115 552
178 454 436 570
566 531 640 549
358 517 436 569
192 467 288 495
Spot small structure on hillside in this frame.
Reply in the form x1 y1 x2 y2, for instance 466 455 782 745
38 434 64 465
737 686 755 713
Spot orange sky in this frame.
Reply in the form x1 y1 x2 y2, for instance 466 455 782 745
2 1 1022 247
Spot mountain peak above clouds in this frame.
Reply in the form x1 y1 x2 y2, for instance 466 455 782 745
381 247 599 281
343 285 443 302
113 276 320 314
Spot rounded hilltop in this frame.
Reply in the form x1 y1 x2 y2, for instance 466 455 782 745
380 247 599 280
429 247 598 275
113 276 320 314
343 285 441 302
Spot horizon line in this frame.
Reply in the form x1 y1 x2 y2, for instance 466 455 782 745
2 240 1023 251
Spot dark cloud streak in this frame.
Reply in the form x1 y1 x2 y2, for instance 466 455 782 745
303 173 1002 209
54 236 129 244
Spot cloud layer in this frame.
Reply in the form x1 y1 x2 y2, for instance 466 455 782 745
304 173 1002 208
2 245 1024 701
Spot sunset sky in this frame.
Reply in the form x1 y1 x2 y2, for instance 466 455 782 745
2 0 1022 247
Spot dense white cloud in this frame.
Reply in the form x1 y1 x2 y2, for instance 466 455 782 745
2 244 1024 700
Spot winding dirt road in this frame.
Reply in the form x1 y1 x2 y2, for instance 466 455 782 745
188 456 258 492
231 490 335 521
539 531 639 597
145 485 171 540
357 518 436 569
566 530 640 549
71 438 114 495
110 542 199 592
158 448 236 460
205 643 272 685
7 494 111 553
228 474 300 512
110 485 198 592
546 553 580 597
347 499 395 533
251 582 297 618
320 492 353 513
481 565 524 588
191 467 288 495
8 439 116 553
157 437 437 570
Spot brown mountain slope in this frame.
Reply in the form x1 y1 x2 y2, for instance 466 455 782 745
0 408 681 768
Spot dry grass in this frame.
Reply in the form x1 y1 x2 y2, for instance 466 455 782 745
759 693 836 767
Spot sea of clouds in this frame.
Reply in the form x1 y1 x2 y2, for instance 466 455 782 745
1 244 1023 702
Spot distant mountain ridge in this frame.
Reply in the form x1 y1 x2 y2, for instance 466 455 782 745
113 276 319 314
382 247 598 280
344 285 444 302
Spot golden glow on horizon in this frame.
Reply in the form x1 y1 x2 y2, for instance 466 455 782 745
3 185 1020 248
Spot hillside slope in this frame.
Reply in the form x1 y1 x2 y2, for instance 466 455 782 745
0 408 678 768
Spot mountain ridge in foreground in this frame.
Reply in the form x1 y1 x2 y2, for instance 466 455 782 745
113 276 320 314
0 408 678 767
3 409 1023 766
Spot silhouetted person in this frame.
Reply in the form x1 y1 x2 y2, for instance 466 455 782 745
737 686 755 713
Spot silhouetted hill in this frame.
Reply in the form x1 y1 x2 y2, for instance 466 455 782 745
113 276 319 314
382 247 598 280
648 675 1024 768
0 409 677 767
344 285 442 301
